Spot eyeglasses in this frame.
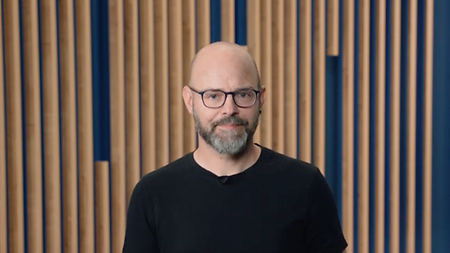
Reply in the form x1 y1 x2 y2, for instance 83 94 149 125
189 86 261 108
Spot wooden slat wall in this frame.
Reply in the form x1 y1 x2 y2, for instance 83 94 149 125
375 0 386 252
58 0 77 252
23 0 44 252
0 1 436 252
0 0 6 251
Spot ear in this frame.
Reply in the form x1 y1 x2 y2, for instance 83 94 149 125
182 86 194 114
258 86 266 109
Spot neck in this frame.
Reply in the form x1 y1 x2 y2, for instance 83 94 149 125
193 139 261 176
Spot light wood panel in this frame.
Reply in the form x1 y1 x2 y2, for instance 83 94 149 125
125 0 141 206
406 0 418 252
423 1 434 252
41 0 62 252
284 0 297 159
182 0 197 152
3 0 25 252
169 0 184 161
272 0 285 154
140 0 157 175
299 0 312 162
313 0 326 174
342 0 355 252
58 0 78 252
108 0 126 252
375 0 386 252
0 0 7 251
196 0 211 51
260 0 273 149
221 0 234 42
23 0 44 252
357 0 370 251
154 0 170 168
95 161 111 253
75 1 95 251
327 0 339 56
390 1 402 252
246 0 261 144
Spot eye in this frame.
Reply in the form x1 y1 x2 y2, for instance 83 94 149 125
204 91 223 100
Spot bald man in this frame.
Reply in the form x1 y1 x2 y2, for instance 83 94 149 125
123 42 347 253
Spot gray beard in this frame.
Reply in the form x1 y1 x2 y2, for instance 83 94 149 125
193 111 259 156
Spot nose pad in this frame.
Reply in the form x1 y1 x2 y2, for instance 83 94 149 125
222 94 239 114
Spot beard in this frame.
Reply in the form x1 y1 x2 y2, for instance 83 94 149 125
193 109 259 156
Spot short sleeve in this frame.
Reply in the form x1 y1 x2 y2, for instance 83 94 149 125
122 180 159 253
305 168 347 253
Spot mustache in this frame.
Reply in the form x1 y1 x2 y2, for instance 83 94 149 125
211 115 248 128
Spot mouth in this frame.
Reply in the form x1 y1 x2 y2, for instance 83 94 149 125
216 124 243 130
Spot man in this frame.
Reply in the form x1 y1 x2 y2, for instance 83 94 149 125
123 42 347 252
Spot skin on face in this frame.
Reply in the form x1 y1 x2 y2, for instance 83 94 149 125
182 42 265 158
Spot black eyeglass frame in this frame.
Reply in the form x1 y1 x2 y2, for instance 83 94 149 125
189 86 261 109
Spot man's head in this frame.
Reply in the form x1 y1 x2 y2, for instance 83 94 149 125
182 42 265 156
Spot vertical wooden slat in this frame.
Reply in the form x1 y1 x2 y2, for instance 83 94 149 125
406 0 417 252
221 0 235 42
272 0 284 154
0 0 7 251
95 161 110 253
390 1 401 252
154 0 170 168
58 0 78 252
41 0 62 252
358 0 370 251
261 0 273 148
327 0 339 56
374 0 386 252
196 0 210 51
168 0 184 161
313 0 326 174
23 0 44 252
423 1 434 252
284 0 297 158
182 0 197 152
246 0 261 144
3 0 24 252
124 0 141 205
342 0 355 252
299 0 312 162
140 0 157 175
75 1 95 251
108 0 126 252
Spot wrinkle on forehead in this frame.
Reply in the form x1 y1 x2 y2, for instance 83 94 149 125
189 42 261 90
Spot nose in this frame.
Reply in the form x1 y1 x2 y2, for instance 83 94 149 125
221 94 239 115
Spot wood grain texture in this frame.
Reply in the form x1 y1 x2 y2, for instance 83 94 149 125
58 0 78 252
41 0 62 251
140 0 157 175
108 0 126 252
313 0 326 174
3 0 25 252
357 0 370 251
389 1 402 252
422 1 434 252
374 0 386 252
342 0 355 251
124 0 141 206
221 0 235 42
0 0 7 250
327 0 339 55
95 161 111 253
298 0 312 162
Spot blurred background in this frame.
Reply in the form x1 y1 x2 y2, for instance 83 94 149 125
0 0 449 252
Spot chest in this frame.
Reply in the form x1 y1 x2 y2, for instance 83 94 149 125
155 183 309 253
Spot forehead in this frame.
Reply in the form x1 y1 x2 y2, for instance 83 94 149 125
190 47 259 91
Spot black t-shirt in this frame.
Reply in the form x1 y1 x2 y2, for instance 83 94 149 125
123 145 347 253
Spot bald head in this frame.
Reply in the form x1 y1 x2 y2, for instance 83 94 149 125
189 42 261 90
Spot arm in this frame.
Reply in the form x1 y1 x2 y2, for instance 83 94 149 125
122 180 159 253
305 168 348 253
